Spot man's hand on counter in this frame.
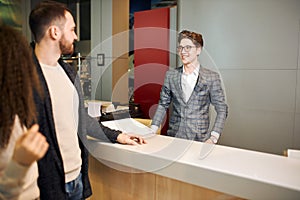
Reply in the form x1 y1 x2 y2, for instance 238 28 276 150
117 133 147 145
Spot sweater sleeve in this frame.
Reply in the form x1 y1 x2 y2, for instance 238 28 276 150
85 113 121 143
70 64 122 143
0 159 30 199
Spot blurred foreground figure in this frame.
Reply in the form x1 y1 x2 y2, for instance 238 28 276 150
0 25 48 200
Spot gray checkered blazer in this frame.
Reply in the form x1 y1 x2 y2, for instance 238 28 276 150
151 66 228 142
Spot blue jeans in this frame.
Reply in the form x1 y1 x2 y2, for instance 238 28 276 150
65 173 83 200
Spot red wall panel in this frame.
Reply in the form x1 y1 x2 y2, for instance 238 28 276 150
134 8 170 133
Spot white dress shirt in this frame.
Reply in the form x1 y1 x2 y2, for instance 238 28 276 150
181 65 200 102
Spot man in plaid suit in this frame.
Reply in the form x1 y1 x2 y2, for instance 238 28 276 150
151 30 228 144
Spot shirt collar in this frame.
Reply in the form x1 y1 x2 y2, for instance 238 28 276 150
183 64 200 76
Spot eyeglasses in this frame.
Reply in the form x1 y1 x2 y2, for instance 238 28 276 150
177 45 196 52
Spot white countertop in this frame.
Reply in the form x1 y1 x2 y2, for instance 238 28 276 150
86 119 300 199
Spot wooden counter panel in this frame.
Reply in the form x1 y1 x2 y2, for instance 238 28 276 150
155 175 244 200
88 156 243 200
88 156 155 200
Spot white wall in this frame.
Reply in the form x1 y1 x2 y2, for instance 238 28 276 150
179 0 300 154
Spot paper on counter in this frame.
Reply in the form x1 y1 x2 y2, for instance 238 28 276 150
115 105 129 111
287 149 300 160
101 118 154 136
88 101 102 117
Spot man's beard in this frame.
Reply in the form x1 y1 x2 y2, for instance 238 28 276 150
59 36 74 55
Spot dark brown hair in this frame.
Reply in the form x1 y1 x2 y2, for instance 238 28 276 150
178 30 204 48
0 25 42 148
29 0 71 43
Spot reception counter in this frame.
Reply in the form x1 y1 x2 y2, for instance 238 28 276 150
86 119 300 199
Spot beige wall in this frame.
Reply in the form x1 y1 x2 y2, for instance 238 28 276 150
112 0 129 104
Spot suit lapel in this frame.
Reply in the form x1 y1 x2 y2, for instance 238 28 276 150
189 66 207 101
194 73 205 92
174 66 186 103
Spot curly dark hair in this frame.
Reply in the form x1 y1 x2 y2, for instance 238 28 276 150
0 25 42 148
178 30 204 48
